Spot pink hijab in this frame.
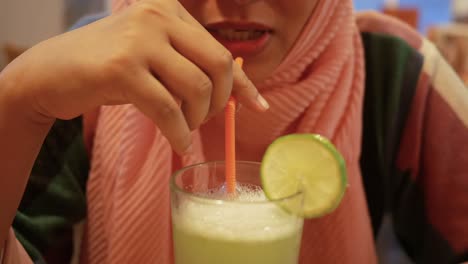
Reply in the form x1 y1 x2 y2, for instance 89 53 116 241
81 0 377 263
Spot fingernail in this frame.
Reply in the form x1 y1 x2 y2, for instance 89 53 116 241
182 144 193 155
203 112 217 124
256 94 270 110
202 117 212 125
236 103 243 113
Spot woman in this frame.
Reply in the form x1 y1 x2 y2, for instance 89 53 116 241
1 0 467 263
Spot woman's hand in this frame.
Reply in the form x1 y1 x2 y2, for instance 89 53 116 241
3 0 267 154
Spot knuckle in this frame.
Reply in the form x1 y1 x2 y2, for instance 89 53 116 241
125 1 172 39
192 75 212 98
215 49 233 70
157 100 179 119
102 51 131 77
132 1 170 21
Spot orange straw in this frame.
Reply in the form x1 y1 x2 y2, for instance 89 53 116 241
225 57 243 194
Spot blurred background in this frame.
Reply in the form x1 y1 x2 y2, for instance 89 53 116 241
1 0 467 83
0 0 108 69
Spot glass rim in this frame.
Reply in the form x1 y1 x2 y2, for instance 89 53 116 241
170 160 303 205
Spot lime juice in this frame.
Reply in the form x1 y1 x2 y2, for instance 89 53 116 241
172 184 303 264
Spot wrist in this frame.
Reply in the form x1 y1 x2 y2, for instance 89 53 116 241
0 59 56 127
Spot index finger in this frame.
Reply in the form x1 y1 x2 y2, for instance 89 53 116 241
231 59 270 112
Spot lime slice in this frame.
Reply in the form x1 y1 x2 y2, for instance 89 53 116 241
261 134 347 218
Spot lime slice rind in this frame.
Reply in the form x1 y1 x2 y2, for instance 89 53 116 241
261 134 347 219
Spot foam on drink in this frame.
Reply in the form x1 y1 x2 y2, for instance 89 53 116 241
172 183 302 242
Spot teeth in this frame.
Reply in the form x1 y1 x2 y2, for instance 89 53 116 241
217 29 265 41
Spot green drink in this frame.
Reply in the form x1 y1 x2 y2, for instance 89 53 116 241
170 161 304 264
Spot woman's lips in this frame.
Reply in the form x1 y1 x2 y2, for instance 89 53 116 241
206 22 272 57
